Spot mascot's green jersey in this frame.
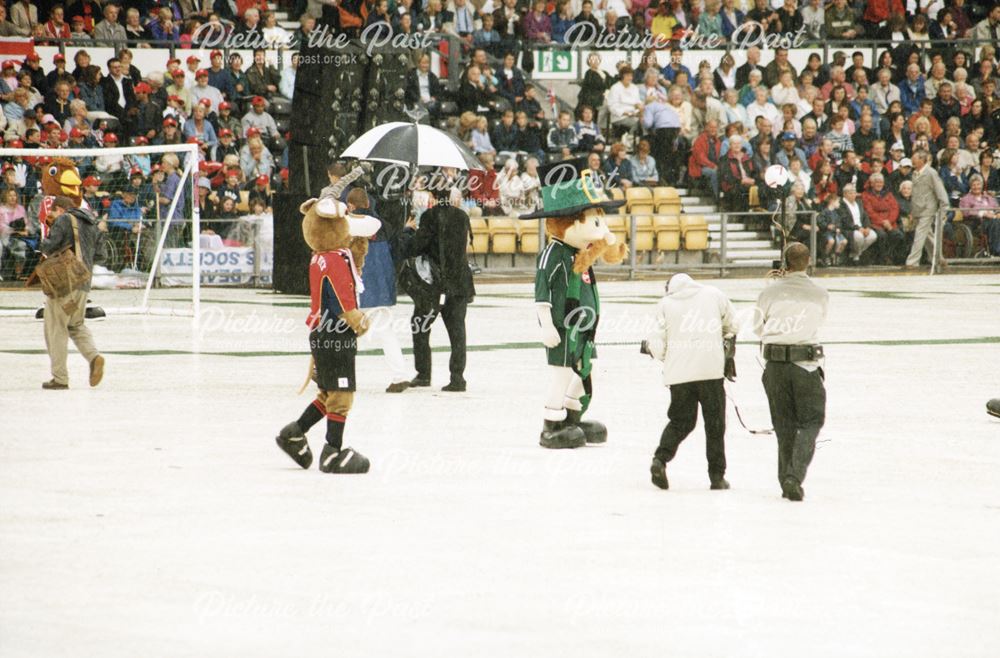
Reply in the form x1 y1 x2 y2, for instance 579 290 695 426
534 239 600 371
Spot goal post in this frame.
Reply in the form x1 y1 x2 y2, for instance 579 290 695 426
0 143 201 321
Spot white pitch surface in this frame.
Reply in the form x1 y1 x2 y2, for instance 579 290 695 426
2 273 999 658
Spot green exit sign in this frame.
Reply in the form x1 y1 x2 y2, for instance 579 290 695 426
534 50 576 77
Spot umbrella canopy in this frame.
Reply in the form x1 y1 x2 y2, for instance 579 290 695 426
340 122 482 171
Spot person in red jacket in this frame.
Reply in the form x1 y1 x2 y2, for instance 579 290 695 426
861 172 905 264
862 0 903 36
688 120 721 198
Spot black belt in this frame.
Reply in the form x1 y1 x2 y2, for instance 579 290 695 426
763 344 824 362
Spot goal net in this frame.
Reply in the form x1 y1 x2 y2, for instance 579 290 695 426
0 143 216 320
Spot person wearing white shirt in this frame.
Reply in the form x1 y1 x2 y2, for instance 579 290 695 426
770 70 801 107
721 89 749 128
747 86 780 135
607 67 643 138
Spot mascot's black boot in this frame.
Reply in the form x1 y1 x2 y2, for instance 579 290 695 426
650 458 669 490
275 421 313 469
987 399 1000 419
318 445 371 474
565 409 607 444
539 419 586 449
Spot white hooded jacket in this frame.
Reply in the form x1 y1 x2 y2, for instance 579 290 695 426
645 274 739 386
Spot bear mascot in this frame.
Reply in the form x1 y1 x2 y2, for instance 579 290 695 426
274 184 381 474
520 160 627 449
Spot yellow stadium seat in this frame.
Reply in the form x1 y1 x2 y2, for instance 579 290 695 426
633 215 655 252
608 187 626 214
653 186 681 215
604 215 628 246
469 218 489 254
489 217 519 254
680 215 709 251
625 187 654 216
654 215 681 251
520 219 542 254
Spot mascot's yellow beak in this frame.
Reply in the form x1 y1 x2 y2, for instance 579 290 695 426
60 169 81 197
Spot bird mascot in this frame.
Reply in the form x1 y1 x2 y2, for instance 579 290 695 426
519 160 627 449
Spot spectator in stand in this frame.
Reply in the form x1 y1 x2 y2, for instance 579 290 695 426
661 47 692 88
515 110 544 161
241 96 281 147
689 119 721 197
405 53 441 118
10 0 37 36
470 116 495 156
899 64 926 116
192 70 225 112
577 53 612 115
819 66 855 102
156 117 183 146
932 82 961 127
719 133 755 211
924 61 951 100
458 65 492 114
215 102 242 139
44 81 73 125
492 109 520 159
240 133 274 180
279 53 298 100
148 7 181 41
206 51 233 99
246 49 280 99
547 110 578 159
211 129 240 162
574 105 604 154
184 103 218 151
746 86 779 136
834 148 862 191
607 66 642 142
126 82 161 143
472 13 501 56
571 0 599 42
824 0 859 40
77 66 105 112
825 115 852 162
838 183 876 264
862 172 904 264
970 5 1000 45
43 5 71 41
775 132 806 171
226 54 249 103
960 175 1000 256
496 52 525 107
235 7 264 40
522 0 551 43
166 71 192 116
93 4 126 46
603 143 634 190
630 139 659 187
939 149 969 205
550 0 574 44
68 15 91 42
123 8 145 44
763 48 797 89
816 194 847 265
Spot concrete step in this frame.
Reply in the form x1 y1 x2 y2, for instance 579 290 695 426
722 249 781 260
717 240 775 250
681 196 715 205
707 223 746 231
681 204 717 214
723 258 781 267
710 233 768 244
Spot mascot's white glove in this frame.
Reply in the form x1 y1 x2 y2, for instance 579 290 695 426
536 303 562 348
13 163 27 188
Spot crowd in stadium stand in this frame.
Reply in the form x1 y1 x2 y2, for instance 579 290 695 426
1 0 1000 278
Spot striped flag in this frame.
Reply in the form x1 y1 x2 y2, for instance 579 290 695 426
548 87 557 119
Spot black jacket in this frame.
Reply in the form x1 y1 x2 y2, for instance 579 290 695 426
40 207 106 290
838 200 871 233
405 69 442 106
101 75 136 122
399 204 475 300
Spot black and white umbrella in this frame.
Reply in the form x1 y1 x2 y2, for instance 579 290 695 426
340 122 482 170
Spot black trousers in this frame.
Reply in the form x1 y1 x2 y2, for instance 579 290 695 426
872 227 906 264
651 127 678 185
411 295 468 383
654 378 727 476
761 362 826 487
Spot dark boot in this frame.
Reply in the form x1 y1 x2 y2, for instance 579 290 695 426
565 409 607 444
709 474 730 490
275 421 313 469
650 458 669 490
441 380 466 392
318 445 370 474
987 398 1000 419
409 376 431 387
781 477 804 501
539 419 586 449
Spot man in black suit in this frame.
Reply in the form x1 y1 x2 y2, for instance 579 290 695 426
398 183 475 392
101 57 135 124
735 46 766 90
838 183 877 264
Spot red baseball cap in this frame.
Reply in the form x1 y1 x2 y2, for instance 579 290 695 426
163 117 178 127
151 164 162 173
51 130 68 142
246 127 261 137
210 50 223 59
219 128 233 137
134 82 152 94
130 167 143 176
69 127 84 139
167 57 181 66
71 15 84 23
171 70 185 78
186 136 201 144
26 53 40 62
280 168 289 180
104 133 118 143
255 175 269 186
218 101 231 111
167 95 182 103
196 68 209 78
9 139 23 148
198 97 211 107
53 53 66 63
83 175 101 187
251 96 265 106
187 55 201 64
133 136 149 145
2 60 16 70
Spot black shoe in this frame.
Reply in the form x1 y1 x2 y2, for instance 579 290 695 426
539 419 586 449
565 408 607 444
782 477 804 501
441 380 466 392
35 307 44 319
650 458 669 490
275 421 313 469
409 377 431 387
85 306 106 320
987 398 1000 419
710 475 730 490
385 381 410 393
318 445 370 474
41 379 68 390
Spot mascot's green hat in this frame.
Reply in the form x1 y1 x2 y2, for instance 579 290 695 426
518 158 625 219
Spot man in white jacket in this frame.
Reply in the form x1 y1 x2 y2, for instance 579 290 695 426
645 273 739 491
